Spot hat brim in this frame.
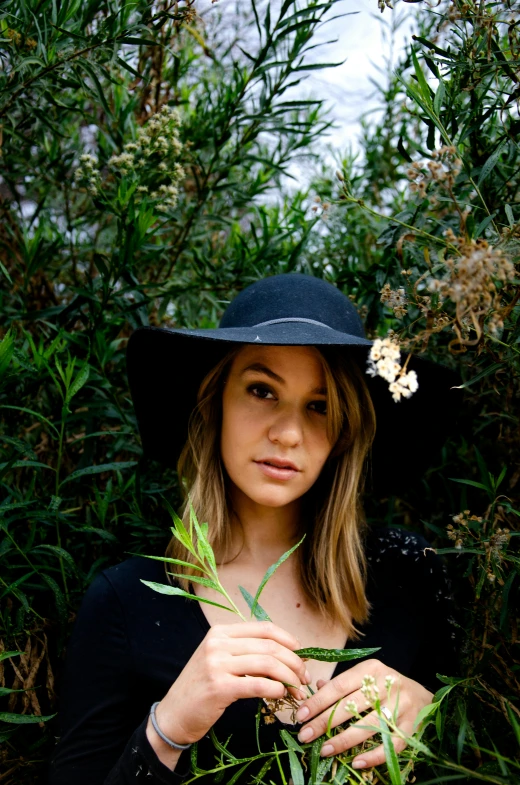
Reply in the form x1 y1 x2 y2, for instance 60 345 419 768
126 326 462 497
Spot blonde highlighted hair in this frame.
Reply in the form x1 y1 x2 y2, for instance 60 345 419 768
165 345 377 641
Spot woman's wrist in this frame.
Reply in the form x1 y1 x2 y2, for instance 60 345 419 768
145 714 184 771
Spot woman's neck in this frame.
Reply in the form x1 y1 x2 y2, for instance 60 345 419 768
224 484 302 568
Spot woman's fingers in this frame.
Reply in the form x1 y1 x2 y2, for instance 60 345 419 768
224 637 310 685
334 717 414 769
233 674 289 701
316 707 392 756
214 621 302 651
296 669 359 724
229 654 308 699
297 688 367 742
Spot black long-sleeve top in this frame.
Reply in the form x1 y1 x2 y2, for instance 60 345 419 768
48 525 460 785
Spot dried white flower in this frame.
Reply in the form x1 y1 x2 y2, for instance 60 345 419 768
367 338 419 402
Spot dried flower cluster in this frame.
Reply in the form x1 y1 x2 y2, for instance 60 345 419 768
74 154 100 195
407 146 462 200
485 528 511 560
448 510 511 583
427 231 516 345
261 695 300 724
366 338 419 402
378 0 393 12
381 283 408 318
311 195 331 221
448 509 483 548
75 105 185 212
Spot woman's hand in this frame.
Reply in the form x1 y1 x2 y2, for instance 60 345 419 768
152 621 311 748
294 658 433 769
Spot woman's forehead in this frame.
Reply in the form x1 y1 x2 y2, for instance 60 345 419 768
230 344 326 383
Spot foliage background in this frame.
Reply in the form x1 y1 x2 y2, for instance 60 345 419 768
0 0 518 782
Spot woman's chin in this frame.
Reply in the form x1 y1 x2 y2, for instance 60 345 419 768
241 485 305 509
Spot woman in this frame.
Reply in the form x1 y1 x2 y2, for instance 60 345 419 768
49 274 460 784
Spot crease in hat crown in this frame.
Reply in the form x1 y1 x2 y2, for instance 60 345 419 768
217 274 366 338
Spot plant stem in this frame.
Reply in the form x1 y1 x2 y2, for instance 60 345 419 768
55 411 69 600
338 191 461 255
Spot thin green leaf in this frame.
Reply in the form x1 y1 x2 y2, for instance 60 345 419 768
294 646 381 662
474 212 497 237
116 56 145 81
411 48 433 107
66 362 90 403
0 651 22 663
239 585 271 621
208 726 238 760
31 544 78 575
477 140 507 186
0 329 14 379
132 553 206 572
451 362 503 389
315 756 334 783
167 572 219 592
61 461 137 485
500 571 516 630
164 499 195 555
0 687 32 696
0 460 55 472
251 534 305 618
0 260 13 284
433 79 445 113
0 712 56 724
506 702 520 747
227 761 254 785
448 478 490 492
280 729 304 754
380 716 403 784
288 748 304 785
310 737 322 783
41 573 68 625
140 580 235 612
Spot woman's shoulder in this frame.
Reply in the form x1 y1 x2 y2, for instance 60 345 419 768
100 554 165 585
81 555 169 615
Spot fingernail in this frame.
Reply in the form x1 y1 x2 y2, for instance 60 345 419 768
296 706 309 722
297 725 313 742
305 669 312 683
352 760 367 769
321 744 334 757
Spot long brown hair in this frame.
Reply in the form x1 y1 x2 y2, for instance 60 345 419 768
166 345 377 641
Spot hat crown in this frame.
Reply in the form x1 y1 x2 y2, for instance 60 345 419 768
219 274 366 338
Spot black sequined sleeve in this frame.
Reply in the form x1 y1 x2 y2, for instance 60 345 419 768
365 526 462 695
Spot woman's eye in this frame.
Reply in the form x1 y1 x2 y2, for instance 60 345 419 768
249 384 276 400
309 400 327 415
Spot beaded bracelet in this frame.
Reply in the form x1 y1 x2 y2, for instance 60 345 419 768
149 702 192 751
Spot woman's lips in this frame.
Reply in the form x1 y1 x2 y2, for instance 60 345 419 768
254 460 300 481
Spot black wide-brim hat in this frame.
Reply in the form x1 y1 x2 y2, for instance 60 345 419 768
127 274 461 496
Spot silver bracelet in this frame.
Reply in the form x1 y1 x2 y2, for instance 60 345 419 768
150 702 192 751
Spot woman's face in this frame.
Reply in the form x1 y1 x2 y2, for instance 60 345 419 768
220 345 333 510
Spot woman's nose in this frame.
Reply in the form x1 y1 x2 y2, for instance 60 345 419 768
268 407 303 447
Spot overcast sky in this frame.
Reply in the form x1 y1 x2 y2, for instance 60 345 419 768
289 0 415 152
201 0 415 156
